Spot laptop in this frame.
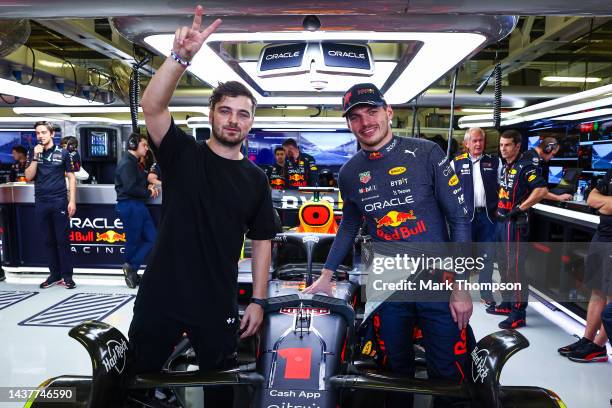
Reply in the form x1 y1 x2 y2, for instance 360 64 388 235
549 167 582 195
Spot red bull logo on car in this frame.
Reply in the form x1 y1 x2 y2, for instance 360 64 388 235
96 230 126 244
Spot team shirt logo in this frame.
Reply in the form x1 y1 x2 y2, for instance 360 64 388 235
448 175 459 186
359 171 372 184
388 166 406 176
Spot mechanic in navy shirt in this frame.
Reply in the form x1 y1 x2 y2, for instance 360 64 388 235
266 146 287 190
9 145 28 182
489 130 547 329
25 121 77 289
451 127 501 307
115 133 158 289
282 138 318 188
522 137 573 202
305 83 473 408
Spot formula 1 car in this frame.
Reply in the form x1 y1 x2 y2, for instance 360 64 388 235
29 191 566 408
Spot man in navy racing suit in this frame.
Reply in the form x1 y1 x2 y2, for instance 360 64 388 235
305 83 473 408
488 130 547 329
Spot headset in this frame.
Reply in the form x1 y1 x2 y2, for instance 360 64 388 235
127 133 140 151
542 141 558 154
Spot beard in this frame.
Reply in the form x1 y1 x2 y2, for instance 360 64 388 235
211 124 246 147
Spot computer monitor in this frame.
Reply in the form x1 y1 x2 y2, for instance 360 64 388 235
528 135 541 150
548 166 563 184
591 142 612 169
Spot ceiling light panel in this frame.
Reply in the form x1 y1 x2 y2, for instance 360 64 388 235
145 31 486 106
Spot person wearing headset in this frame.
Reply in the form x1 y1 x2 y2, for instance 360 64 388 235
522 137 573 202
60 136 90 181
114 132 158 288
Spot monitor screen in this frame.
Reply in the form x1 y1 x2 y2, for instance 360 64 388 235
89 131 109 157
592 143 612 169
548 166 564 184
528 135 540 149
0 131 21 164
247 130 356 166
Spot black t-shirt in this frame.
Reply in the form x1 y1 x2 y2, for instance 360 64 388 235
33 145 73 200
135 121 276 325
595 169 612 238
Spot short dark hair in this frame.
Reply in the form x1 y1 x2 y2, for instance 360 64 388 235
274 146 285 154
34 121 55 133
60 136 78 149
282 138 298 148
12 145 26 155
500 129 522 145
209 81 257 114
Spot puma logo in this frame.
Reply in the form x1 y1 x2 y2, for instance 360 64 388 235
404 148 417 157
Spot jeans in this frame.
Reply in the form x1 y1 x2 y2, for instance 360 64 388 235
116 200 156 272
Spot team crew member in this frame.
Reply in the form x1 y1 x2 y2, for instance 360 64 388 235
9 145 28 182
451 127 500 307
558 168 612 362
305 83 473 408
25 121 77 289
490 130 547 329
60 136 89 181
114 133 158 289
282 138 318 188
135 6 276 405
522 137 572 202
266 146 286 190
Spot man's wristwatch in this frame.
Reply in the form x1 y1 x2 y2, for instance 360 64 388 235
250 297 267 309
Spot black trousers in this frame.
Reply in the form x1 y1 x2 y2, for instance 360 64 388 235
35 197 73 281
128 311 238 407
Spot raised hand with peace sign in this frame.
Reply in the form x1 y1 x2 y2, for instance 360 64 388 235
172 5 222 63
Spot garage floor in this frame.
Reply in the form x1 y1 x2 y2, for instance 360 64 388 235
0 274 610 408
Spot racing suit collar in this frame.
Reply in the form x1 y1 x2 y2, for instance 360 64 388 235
360 136 399 161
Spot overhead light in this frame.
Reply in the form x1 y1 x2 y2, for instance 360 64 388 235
542 76 602 83
460 108 494 113
13 106 209 115
552 108 612 121
272 105 309 110
458 83 612 128
0 78 102 106
144 31 486 106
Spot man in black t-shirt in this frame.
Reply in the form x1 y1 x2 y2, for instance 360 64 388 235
558 169 612 363
135 6 276 404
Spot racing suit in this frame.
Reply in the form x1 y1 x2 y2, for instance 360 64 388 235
285 152 318 189
266 163 286 190
324 136 472 407
9 159 28 182
495 152 547 321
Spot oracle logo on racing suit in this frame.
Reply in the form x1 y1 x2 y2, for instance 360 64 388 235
102 339 128 374
364 195 414 212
